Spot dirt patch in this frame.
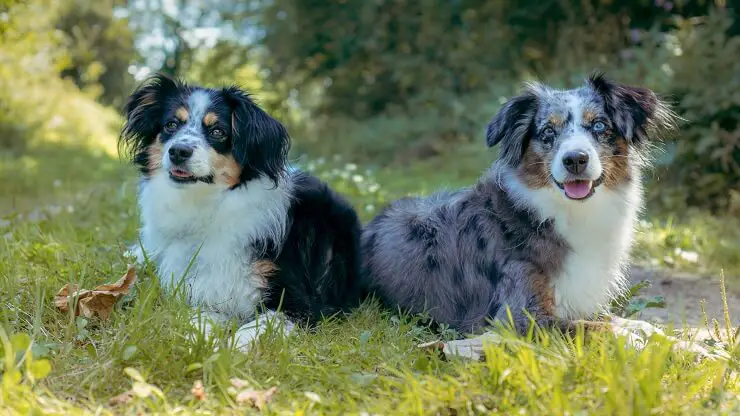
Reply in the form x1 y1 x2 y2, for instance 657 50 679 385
629 266 740 328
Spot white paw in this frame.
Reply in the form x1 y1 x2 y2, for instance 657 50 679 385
234 311 294 353
189 311 231 344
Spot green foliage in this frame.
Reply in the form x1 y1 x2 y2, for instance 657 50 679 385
659 11 740 214
633 214 740 278
0 0 123 155
277 3 739 215
56 0 137 108
260 0 518 119
256 0 717 118
611 280 667 318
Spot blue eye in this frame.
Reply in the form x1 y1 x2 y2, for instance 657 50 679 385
593 121 607 133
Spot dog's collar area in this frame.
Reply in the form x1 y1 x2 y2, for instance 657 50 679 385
551 174 605 200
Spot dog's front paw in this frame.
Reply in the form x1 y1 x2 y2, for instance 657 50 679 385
233 311 295 353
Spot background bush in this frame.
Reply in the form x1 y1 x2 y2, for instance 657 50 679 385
0 0 737 214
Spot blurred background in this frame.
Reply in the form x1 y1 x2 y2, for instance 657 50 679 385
0 0 738 280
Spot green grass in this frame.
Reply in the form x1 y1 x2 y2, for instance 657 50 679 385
1 138 740 414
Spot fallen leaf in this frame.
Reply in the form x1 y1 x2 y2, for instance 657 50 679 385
191 380 206 401
108 390 134 406
54 266 137 320
235 386 277 410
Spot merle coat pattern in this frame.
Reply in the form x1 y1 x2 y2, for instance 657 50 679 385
360 74 674 335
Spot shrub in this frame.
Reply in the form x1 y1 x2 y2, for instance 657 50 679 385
0 0 121 153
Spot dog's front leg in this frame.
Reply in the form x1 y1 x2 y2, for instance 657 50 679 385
233 310 295 353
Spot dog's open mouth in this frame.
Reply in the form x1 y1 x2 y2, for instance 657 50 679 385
553 175 604 200
169 168 215 185
169 168 198 183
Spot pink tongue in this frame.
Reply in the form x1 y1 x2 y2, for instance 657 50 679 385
563 180 592 199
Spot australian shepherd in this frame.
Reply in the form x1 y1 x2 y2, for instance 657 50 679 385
120 75 362 350
360 74 676 336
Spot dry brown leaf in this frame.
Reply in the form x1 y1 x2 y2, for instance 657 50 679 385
108 390 134 406
235 386 278 410
54 266 137 320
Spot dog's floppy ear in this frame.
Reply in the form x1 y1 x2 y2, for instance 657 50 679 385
485 91 538 166
588 73 675 144
120 73 179 168
222 86 290 185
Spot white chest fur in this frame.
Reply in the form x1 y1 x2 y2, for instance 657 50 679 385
506 174 642 319
137 173 291 322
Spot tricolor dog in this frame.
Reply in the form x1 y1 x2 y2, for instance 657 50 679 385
120 75 362 350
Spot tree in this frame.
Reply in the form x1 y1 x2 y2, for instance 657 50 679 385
56 0 137 107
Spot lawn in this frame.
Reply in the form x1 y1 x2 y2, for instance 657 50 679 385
1 131 739 415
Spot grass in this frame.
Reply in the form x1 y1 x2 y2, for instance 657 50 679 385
1 135 740 414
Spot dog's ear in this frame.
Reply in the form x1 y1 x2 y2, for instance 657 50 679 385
588 73 676 144
485 91 538 166
120 73 179 168
222 86 290 185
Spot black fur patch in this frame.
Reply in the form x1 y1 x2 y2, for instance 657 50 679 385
485 92 538 165
262 172 363 324
588 72 664 145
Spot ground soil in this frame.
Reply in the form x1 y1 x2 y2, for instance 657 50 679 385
629 267 739 338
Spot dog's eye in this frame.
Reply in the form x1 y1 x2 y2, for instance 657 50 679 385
592 121 607 133
542 127 556 138
164 121 178 132
210 128 226 140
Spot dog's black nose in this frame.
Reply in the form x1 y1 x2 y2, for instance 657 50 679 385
562 151 589 174
168 144 194 165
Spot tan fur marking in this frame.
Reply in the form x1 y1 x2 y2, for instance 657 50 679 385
175 107 189 122
518 146 551 189
548 115 564 128
253 260 279 288
583 110 597 124
209 148 242 188
146 136 163 174
203 112 219 127
530 274 555 317
601 138 631 188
